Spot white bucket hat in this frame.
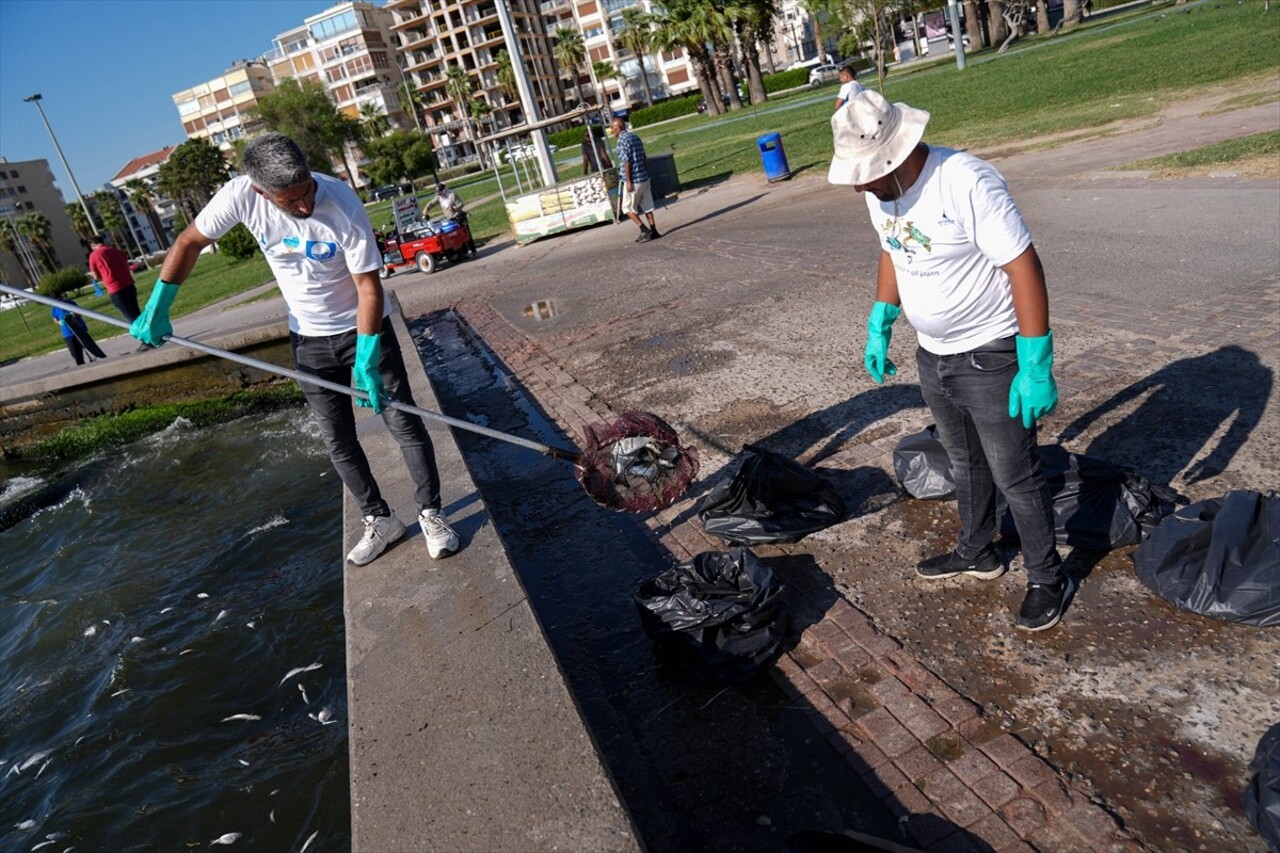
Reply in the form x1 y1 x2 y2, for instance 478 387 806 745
828 90 931 186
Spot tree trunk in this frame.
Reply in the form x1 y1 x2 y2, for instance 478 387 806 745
692 50 724 115
744 42 767 105
909 13 923 59
987 0 1008 46
714 41 742 110
1062 0 1083 28
1035 0 1050 34
638 56 654 107
964 0 985 48
810 13 824 61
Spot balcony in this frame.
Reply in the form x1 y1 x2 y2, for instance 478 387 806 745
390 9 430 31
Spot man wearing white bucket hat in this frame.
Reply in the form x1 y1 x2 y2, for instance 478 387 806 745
830 89 1069 632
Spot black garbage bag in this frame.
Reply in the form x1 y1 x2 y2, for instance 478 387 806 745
697 445 847 545
1132 490 1280 627
634 548 787 684
893 425 955 500
999 445 1181 550
1245 722 1280 851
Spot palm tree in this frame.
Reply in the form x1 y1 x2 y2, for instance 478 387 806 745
360 102 390 138
618 9 655 108
445 65 487 166
90 190 136 257
15 212 57 274
591 60 622 105
651 0 726 115
553 27 587 107
494 49 519 104
124 178 169 250
1 219 38 285
401 80 426 134
731 0 778 104
65 202 94 245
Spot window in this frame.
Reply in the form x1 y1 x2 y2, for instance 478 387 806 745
177 99 200 116
372 52 389 69
603 0 638 12
310 10 357 41
229 81 252 97
16 186 26 194
327 65 348 82
583 25 603 39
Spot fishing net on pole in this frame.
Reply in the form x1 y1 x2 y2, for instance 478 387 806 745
575 411 700 513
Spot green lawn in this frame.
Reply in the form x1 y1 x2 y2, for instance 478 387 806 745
1120 128 1280 173
1 251 274 363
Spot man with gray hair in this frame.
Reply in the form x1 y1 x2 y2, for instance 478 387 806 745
131 132 461 566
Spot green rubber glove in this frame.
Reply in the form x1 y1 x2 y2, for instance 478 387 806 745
864 301 901 384
353 333 385 414
130 281 180 347
1009 330 1058 429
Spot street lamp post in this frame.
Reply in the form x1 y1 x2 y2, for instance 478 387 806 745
24 93 99 233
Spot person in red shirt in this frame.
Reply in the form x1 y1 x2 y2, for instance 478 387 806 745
89 234 150 351
88 234 140 320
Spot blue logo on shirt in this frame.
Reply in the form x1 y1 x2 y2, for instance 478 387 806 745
305 241 337 261
282 236 301 250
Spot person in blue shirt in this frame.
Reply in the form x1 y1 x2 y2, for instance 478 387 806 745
610 117 661 243
51 298 107 365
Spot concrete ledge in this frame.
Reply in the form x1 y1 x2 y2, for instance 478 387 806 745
342 296 638 852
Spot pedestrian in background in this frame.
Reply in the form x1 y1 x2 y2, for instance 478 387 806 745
610 116 661 243
88 234 149 352
581 124 612 173
51 298 107 366
834 64 865 110
129 132 461 567
428 183 477 257
829 90 1069 632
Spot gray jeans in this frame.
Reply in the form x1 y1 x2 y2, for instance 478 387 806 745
916 340 1062 584
290 319 441 517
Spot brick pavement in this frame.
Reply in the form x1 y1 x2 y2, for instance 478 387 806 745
459 293 1176 851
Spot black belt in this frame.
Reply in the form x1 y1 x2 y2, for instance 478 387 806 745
969 336 1016 353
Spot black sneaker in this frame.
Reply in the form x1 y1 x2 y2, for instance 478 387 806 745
648 228 662 240
634 227 651 243
915 549 1004 580
1016 577 1076 632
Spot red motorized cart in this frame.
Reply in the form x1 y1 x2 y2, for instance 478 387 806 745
379 218 474 277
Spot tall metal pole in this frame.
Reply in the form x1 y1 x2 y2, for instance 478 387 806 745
948 0 967 70
495 0 557 187
24 93 100 233
116 187 151 267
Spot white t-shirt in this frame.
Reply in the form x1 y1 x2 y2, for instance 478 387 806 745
864 146 1031 355
196 173 387 336
837 79 865 105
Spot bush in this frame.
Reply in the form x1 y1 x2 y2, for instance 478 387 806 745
218 223 259 261
548 125 588 149
763 68 810 93
436 162 484 182
629 94 703 128
37 267 88 300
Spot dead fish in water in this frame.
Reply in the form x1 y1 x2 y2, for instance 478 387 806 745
246 621 256 629
210 833 241 845
131 637 143 644
220 714 261 722
308 707 336 725
197 593 209 599
298 684 310 705
83 626 96 638
278 663 322 686
35 759 50 779
269 809 275 824
179 649 195 655
31 841 56 851
215 610 228 622
238 759 250 766
14 819 35 829
300 830 318 853
160 607 174 614
15 752 49 773
110 689 130 698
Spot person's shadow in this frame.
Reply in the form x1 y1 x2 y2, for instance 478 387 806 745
1058 345 1273 486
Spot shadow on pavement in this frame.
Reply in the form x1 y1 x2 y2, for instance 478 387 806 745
665 193 766 235
680 170 733 193
1058 344 1273 485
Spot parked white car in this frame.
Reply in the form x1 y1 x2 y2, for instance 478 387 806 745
808 64 842 86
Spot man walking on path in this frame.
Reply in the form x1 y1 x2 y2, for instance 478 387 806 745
829 90 1070 632
130 132 461 566
834 64 864 111
51 298 107 365
611 117 660 243
88 234 148 351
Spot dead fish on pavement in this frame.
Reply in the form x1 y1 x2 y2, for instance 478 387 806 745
278 663 322 686
210 833 241 845
220 714 261 722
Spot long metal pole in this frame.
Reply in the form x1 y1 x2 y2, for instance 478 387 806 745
495 0 557 187
24 95 99 232
0 283 582 463
116 187 151 267
948 0 967 70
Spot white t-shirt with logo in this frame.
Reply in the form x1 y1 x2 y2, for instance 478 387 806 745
864 146 1031 355
196 173 387 336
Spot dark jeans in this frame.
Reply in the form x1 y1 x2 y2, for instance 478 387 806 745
916 340 1062 584
63 328 106 365
109 285 141 322
290 319 441 518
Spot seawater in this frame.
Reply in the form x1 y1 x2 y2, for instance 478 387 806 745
0 409 350 852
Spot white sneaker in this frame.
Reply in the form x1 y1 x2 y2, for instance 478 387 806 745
419 508 459 559
347 513 406 565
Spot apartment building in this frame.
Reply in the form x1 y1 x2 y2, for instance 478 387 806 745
108 146 181 255
542 0 699 110
388 0 568 167
171 60 275 153
266 2 410 132
772 0 821 67
0 157 87 286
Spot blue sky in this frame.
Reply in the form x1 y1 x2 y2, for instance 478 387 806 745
0 0 337 196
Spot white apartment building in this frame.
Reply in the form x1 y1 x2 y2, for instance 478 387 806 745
387 0 567 167
108 146 181 255
542 0 699 111
171 60 276 152
265 2 410 132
